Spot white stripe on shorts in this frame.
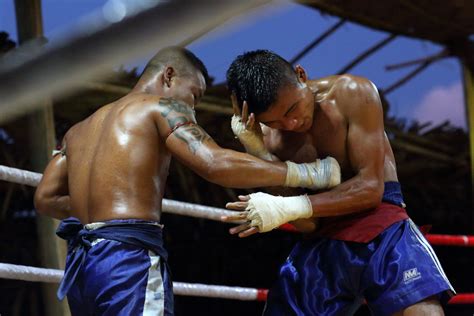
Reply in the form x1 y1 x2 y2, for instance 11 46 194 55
143 251 165 316
408 219 455 293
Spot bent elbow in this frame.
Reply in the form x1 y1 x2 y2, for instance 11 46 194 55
365 181 384 208
34 190 49 215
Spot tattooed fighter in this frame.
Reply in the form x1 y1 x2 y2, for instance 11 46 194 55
33 47 340 316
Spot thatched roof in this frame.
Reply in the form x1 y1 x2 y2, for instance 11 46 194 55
301 1 474 45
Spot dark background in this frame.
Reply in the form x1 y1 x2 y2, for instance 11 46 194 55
0 27 473 315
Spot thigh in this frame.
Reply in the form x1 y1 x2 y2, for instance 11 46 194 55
263 240 363 316
391 296 444 316
83 240 171 316
364 220 453 316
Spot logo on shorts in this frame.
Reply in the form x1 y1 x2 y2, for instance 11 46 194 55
403 268 421 284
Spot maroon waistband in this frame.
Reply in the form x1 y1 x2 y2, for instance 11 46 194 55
311 203 409 243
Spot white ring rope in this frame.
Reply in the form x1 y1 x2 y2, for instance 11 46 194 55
2 262 473 304
0 164 237 221
3 164 474 247
0 165 42 187
0 263 263 301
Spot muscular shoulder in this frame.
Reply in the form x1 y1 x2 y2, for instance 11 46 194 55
143 96 197 138
130 94 193 117
63 121 82 144
154 97 196 119
332 74 379 100
331 74 382 118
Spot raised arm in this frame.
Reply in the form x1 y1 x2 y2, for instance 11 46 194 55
34 146 71 220
224 77 385 236
307 76 385 216
153 97 288 188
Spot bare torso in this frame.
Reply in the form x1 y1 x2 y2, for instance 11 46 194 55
65 93 170 223
265 75 398 183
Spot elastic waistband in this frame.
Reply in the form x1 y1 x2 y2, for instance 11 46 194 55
382 181 405 207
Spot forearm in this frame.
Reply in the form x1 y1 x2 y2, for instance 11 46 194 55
203 149 287 188
265 186 302 196
308 176 383 217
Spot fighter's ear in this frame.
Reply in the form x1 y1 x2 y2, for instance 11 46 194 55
295 65 307 83
162 66 175 88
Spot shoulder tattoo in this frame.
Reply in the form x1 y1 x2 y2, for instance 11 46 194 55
159 97 196 128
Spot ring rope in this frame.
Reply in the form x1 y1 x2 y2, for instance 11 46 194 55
0 263 267 301
0 164 236 221
0 263 472 304
1 164 473 247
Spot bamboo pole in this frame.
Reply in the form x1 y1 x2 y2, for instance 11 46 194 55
462 56 474 230
14 0 70 315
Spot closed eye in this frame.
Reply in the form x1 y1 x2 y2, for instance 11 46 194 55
284 103 297 116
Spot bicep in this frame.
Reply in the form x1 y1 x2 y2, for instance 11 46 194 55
165 123 221 170
153 97 224 169
345 83 385 182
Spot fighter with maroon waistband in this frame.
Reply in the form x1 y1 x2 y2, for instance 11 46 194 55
223 50 455 316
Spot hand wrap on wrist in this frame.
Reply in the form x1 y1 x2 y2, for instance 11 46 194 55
231 115 276 161
245 192 313 232
284 157 341 190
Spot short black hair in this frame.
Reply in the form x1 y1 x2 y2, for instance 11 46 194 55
142 46 211 86
226 50 298 115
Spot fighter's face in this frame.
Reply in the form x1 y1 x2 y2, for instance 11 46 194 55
167 69 206 107
256 82 315 132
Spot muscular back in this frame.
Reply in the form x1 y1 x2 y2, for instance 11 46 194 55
65 93 170 223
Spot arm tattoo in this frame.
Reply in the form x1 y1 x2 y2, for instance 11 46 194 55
159 97 196 128
173 124 212 154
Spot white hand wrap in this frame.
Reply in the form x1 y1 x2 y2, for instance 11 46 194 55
245 192 313 232
231 115 276 161
284 157 341 190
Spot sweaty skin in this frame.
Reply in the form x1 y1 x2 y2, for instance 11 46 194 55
225 73 398 234
225 72 445 315
34 89 296 223
261 74 398 216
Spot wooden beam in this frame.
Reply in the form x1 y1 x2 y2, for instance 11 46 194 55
385 49 448 71
386 126 457 155
337 34 397 75
381 60 433 95
14 0 70 315
390 138 467 168
289 19 346 65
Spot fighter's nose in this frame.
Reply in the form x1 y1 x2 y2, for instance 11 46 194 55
284 118 299 131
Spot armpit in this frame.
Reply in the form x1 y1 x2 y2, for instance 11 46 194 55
52 144 66 157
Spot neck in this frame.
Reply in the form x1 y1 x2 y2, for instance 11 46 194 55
132 80 161 96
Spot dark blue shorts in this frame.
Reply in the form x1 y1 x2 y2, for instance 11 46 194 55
66 220 173 316
263 219 454 316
